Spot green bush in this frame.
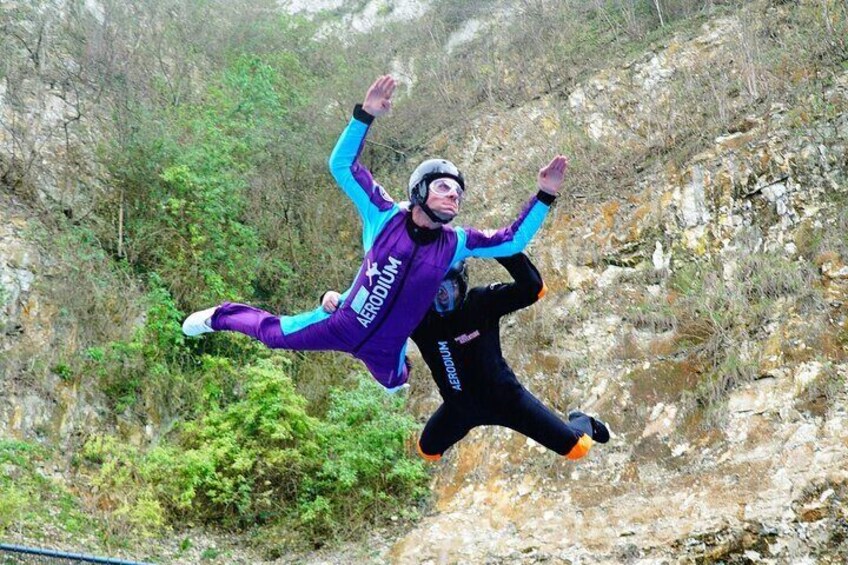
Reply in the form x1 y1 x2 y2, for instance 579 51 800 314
83 276 190 413
297 378 428 541
80 363 427 545
82 357 312 527
154 358 319 525
107 51 321 309
0 485 29 534
80 435 167 538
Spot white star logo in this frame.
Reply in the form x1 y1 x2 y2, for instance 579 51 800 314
365 260 381 286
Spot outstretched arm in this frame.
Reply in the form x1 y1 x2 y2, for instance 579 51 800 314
453 155 569 262
475 253 546 319
328 75 400 250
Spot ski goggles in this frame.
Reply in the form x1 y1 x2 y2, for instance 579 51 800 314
429 177 464 198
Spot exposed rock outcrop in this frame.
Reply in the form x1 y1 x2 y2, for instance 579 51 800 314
392 10 848 563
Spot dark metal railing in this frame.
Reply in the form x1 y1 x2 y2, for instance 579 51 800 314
0 544 153 565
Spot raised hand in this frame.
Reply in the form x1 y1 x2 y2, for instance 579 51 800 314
362 75 397 118
537 155 569 196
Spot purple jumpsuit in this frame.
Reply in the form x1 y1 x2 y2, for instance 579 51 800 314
210 105 556 390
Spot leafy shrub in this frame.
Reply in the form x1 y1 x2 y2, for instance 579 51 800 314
80 364 427 545
297 378 428 541
106 48 321 310
82 358 311 528
80 435 168 538
0 485 29 534
83 275 190 413
154 358 319 525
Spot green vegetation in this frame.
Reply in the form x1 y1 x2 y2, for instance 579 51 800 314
80 369 426 547
606 237 834 423
0 440 94 538
81 276 192 414
110 53 302 308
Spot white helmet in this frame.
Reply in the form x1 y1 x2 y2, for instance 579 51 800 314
407 159 465 206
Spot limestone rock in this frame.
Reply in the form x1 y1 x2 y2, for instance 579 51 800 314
565 264 596 290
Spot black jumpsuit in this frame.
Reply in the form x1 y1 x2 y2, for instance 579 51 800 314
412 254 585 459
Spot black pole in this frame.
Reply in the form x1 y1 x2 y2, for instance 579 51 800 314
0 544 154 565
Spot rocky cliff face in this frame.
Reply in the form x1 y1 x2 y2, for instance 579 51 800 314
281 0 430 35
390 13 848 565
0 0 144 446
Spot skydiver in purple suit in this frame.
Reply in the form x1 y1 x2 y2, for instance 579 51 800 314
182 75 568 392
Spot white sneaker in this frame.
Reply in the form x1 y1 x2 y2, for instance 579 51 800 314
182 306 218 336
385 383 410 395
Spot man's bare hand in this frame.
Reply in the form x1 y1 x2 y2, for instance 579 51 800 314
362 75 396 118
322 291 341 313
537 155 569 196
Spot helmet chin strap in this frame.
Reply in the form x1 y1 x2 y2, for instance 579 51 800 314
419 201 453 225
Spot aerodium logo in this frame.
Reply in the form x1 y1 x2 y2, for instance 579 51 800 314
352 256 403 328
438 341 462 391
455 330 480 344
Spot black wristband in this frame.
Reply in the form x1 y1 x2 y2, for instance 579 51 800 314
536 190 556 206
353 104 375 125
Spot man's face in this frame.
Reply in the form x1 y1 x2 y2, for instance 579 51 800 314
433 277 462 314
425 177 463 222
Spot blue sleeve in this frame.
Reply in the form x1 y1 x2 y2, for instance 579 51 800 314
451 193 553 264
328 105 400 251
